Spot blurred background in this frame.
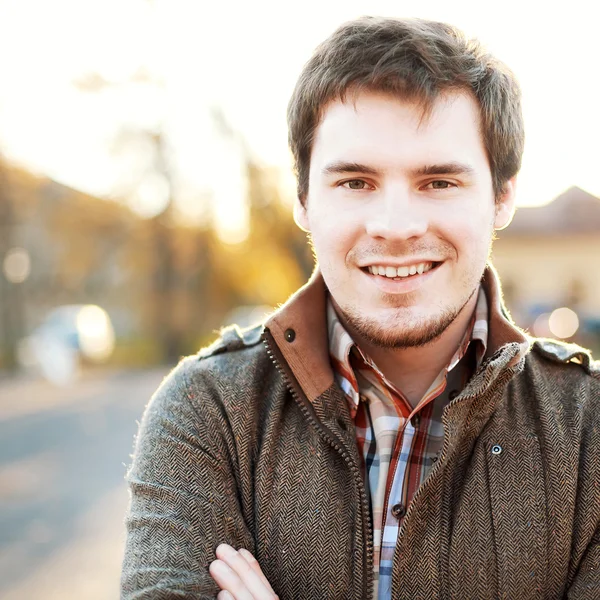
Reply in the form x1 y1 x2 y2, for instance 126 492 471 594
0 0 598 597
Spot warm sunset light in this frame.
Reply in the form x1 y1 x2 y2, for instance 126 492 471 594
1 5 599 599
0 0 598 224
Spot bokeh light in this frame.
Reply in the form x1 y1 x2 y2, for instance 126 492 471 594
129 173 171 218
532 313 552 338
548 307 580 339
76 305 116 362
2 247 31 283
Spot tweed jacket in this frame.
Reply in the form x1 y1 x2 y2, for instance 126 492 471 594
121 266 600 599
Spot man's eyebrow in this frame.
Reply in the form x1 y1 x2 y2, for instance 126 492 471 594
321 161 476 177
321 161 381 176
411 162 476 177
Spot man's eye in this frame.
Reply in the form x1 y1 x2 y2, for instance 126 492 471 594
428 180 453 189
343 180 368 190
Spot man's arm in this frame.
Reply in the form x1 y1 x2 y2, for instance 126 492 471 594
567 524 600 599
567 369 600 599
121 357 253 599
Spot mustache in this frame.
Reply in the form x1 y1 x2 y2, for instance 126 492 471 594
348 242 453 262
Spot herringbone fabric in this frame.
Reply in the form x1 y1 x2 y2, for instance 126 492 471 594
121 269 600 600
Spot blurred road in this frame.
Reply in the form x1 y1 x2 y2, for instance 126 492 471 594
0 367 168 599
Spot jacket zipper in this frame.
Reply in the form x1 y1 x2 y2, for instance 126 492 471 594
262 330 374 600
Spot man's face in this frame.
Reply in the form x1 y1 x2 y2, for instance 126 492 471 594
295 90 515 348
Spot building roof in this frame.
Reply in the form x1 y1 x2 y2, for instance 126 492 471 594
499 186 600 237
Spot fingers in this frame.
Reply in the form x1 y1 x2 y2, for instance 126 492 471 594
238 548 276 594
210 559 253 600
210 544 278 600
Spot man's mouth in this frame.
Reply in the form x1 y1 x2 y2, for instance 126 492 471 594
362 261 442 280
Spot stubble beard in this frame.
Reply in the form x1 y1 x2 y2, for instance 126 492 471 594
321 226 495 349
339 284 479 349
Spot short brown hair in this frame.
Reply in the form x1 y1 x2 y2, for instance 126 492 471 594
287 16 524 204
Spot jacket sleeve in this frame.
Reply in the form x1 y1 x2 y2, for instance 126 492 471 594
566 372 600 600
120 356 253 599
567 524 600 599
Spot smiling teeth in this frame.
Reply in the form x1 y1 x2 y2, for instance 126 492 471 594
368 262 434 278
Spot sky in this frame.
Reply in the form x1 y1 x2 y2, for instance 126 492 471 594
0 0 598 231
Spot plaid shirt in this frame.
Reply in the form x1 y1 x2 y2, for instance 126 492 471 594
327 288 488 600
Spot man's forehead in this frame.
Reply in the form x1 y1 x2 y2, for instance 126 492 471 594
311 90 485 170
317 89 476 125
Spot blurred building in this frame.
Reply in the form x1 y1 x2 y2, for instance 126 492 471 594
492 186 600 345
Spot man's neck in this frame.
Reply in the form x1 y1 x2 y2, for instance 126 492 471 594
351 293 478 408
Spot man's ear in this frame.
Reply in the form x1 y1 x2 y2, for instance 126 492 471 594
494 177 517 231
293 196 310 232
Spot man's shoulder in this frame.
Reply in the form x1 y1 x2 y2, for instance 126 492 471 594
178 322 271 384
149 323 276 425
527 337 599 382
522 337 600 419
197 322 266 361
173 322 277 400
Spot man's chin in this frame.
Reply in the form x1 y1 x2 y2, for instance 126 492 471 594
353 316 457 349
337 300 466 349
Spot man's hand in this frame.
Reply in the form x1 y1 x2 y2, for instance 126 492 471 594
209 544 279 600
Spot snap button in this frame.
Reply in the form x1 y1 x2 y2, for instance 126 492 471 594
391 503 406 519
336 417 348 431
284 328 296 342
410 415 420 428
431 453 439 463
491 444 503 455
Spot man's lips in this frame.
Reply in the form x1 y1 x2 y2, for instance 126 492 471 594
360 260 443 279
359 259 443 269
360 260 444 293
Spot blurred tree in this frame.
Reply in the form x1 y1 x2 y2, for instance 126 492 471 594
0 154 314 373
110 104 312 361
0 69 315 375
214 160 311 310
44 185 134 299
209 107 312 310
0 158 24 371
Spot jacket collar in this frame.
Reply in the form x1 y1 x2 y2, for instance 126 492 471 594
265 263 531 403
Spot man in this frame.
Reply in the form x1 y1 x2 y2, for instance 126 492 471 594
121 16 600 600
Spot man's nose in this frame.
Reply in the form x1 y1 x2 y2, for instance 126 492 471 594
364 186 429 240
